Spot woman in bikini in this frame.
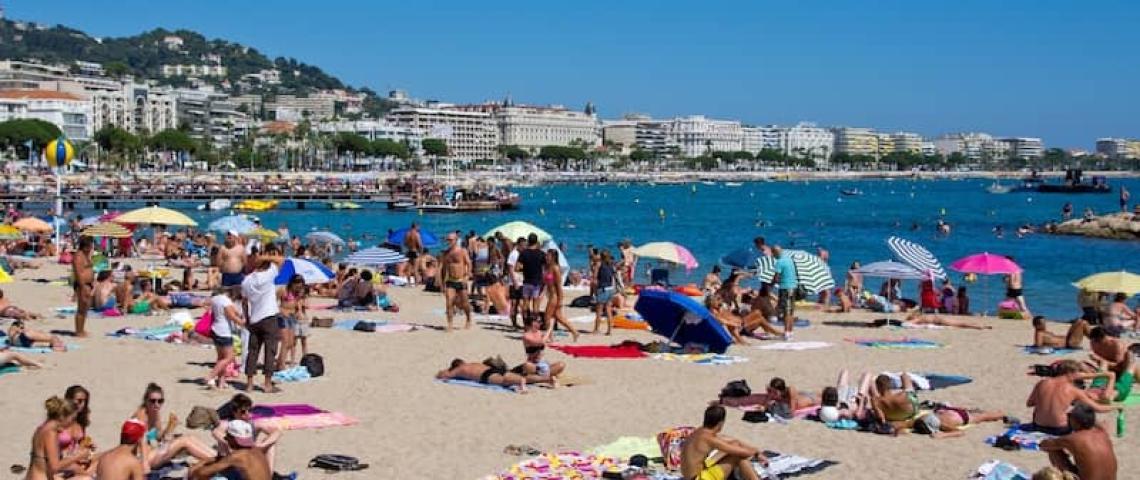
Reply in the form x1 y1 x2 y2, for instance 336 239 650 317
7 321 66 351
59 386 96 477
542 249 578 342
25 396 92 480
0 289 41 320
1105 293 1137 333
766 377 818 418
277 274 306 369
512 315 565 386
130 383 215 469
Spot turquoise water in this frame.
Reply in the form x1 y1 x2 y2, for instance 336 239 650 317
174 178 1139 320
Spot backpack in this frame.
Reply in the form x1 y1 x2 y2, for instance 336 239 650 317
300 353 325 377
308 454 368 472
569 295 595 308
719 379 751 399
656 426 695 471
352 321 376 332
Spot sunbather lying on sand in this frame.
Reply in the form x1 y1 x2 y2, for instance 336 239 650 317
1033 316 1090 349
818 370 873 423
436 358 529 393
906 404 1009 439
510 316 564 387
872 373 919 429
0 350 43 368
0 289 41 320
904 311 992 330
6 320 65 351
766 377 818 417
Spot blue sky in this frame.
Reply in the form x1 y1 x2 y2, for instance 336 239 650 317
10 0 1139 147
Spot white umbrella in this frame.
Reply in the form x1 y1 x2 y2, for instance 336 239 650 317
345 247 406 267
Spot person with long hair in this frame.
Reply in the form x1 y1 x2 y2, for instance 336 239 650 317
206 286 244 390
276 274 305 369
25 396 91 480
542 249 578 342
130 383 215 469
591 250 617 335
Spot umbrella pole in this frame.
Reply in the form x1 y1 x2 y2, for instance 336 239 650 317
668 320 685 347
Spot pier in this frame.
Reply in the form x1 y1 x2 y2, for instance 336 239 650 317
0 190 414 210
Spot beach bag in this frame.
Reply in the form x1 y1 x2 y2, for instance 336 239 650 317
352 321 377 332
482 355 508 372
719 379 751 399
570 295 595 308
193 310 214 338
300 353 325 377
656 426 695 471
310 316 334 328
308 454 368 472
185 406 220 430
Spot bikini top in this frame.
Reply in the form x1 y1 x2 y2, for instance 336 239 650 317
57 429 75 450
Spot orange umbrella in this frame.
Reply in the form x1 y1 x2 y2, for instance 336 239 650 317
13 217 52 233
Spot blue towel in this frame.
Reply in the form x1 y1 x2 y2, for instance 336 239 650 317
438 379 517 393
0 364 20 376
1021 345 1080 356
985 426 1055 451
332 320 389 331
772 318 811 328
1 338 76 353
920 373 974 390
272 365 312 383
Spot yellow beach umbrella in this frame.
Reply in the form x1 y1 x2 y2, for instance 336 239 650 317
13 217 52 233
0 225 21 240
0 266 11 283
1073 271 1140 296
114 206 198 227
483 221 552 243
81 222 133 238
244 228 279 241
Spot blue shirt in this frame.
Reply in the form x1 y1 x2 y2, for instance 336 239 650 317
775 255 798 290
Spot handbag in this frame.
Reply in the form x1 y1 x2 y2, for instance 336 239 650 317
193 310 214 338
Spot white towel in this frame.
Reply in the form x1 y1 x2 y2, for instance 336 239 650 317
756 341 833 351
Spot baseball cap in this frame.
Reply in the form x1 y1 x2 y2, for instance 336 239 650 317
120 419 147 445
818 406 840 423
227 229 239 237
225 419 256 447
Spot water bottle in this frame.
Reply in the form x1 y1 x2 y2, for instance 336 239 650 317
1116 409 1125 438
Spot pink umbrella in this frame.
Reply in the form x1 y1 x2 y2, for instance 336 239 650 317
950 253 1022 274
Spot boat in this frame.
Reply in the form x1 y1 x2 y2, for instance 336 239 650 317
986 182 1012 194
840 188 864 196
1017 170 1111 194
701 181 716 186
196 199 232 211
329 201 362 210
234 199 278 212
724 182 743 187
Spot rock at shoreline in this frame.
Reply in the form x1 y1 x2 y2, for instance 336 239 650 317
1049 213 1140 241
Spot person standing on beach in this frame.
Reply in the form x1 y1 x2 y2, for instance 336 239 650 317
440 232 473 331
404 222 423 283
619 239 637 286
72 236 94 337
1004 256 1032 319
517 233 546 320
218 231 247 287
506 237 526 329
772 246 798 340
241 249 285 393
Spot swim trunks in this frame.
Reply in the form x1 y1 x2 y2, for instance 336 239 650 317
693 459 726 480
1006 288 1023 298
446 280 466 291
522 283 543 299
478 366 507 384
130 301 151 315
777 289 795 318
221 272 244 287
509 286 523 301
1092 370 1134 402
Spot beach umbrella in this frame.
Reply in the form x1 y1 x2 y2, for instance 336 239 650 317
114 206 198 227
0 225 21 240
854 260 927 280
81 222 132 238
950 253 1021 275
244 228 279 241
208 215 257 234
305 231 346 246
77 216 101 228
886 236 947 280
720 247 761 270
13 217 52 233
634 289 733 354
387 227 440 249
632 241 699 271
1073 271 1140 296
754 250 836 294
275 257 336 285
344 247 407 267
483 221 552 244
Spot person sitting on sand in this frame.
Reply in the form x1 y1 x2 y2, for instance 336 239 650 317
680 405 766 480
1104 293 1137 334
436 358 529 393
766 377 817 418
702 265 722 295
92 271 117 312
1089 327 1137 402
0 289 41 320
189 420 271 480
26 396 93 480
95 419 148 480
510 316 565 386
904 310 992 330
743 285 784 337
705 296 749 345
1039 403 1118 480
130 383 215 469
6 320 66 351
907 403 1009 439
212 394 282 473
1032 316 1091 350
871 373 920 429
818 370 873 424
1026 360 1118 435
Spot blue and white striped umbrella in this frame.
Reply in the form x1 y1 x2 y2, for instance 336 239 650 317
208 215 256 234
344 247 406 267
274 257 335 285
754 249 836 294
886 236 947 280
854 260 927 280
305 230 345 246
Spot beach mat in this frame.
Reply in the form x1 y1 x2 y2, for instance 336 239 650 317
1 338 77 353
0 364 20 376
878 372 972 391
756 341 833 351
1020 345 1080 355
550 343 646 359
332 320 416 333
272 365 312 383
439 378 518 394
845 337 943 349
755 450 838 478
650 353 748 365
486 452 619 479
974 460 1031 480
254 412 357 431
985 426 1055 451
589 436 659 460
771 318 812 328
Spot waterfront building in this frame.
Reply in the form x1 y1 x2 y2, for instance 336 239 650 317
742 126 764 154
832 127 878 157
934 132 995 161
920 141 938 157
782 122 834 167
601 120 637 155
634 120 678 158
317 120 423 152
664 115 743 157
0 89 92 140
891 132 924 154
1095 138 1138 160
386 107 498 161
266 94 336 121
452 99 599 151
173 88 248 147
89 82 177 135
875 133 894 158
996 137 1044 160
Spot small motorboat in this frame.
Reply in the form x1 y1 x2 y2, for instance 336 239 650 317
840 188 864 196
234 199 278 212
986 182 1012 194
701 181 716 186
724 182 743 187
329 201 362 210
197 199 232 211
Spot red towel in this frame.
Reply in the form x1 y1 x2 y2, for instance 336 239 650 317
550 343 647 359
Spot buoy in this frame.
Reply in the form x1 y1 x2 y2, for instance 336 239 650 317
539 208 546 216
658 208 666 220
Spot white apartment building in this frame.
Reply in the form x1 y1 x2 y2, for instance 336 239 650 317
634 120 677 157
665 115 743 157
173 88 248 147
0 90 92 140
0 96 28 122
832 127 878 157
266 94 336 121
90 83 178 134
496 105 598 149
0 60 70 83
997 137 1044 160
316 120 423 152
741 126 764 155
891 132 924 154
782 122 834 166
161 64 228 78
934 132 995 161
386 107 498 161
1095 138 1139 159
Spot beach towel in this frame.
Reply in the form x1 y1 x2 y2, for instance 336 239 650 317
331 319 415 333
846 337 943 349
985 426 1055 451
54 306 77 315
0 338 76 353
438 378 518 394
756 341 833 351
272 365 312 383
0 364 20 376
486 452 620 480
650 353 749 365
589 437 659 461
754 450 838 478
254 412 358 431
879 372 973 391
550 343 647 359
771 318 812 328
1021 345 1080 355
974 460 1031 480
250 404 325 418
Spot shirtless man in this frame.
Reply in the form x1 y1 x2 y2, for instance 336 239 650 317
680 405 764 480
1039 403 1117 480
403 222 423 283
438 232 472 331
1005 257 1032 319
435 358 528 392
1026 360 1117 435
72 236 95 337
189 420 271 480
871 373 919 430
904 310 992 330
217 231 247 288
95 419 148 480
1033 316 1091 350
1089 327 1137 402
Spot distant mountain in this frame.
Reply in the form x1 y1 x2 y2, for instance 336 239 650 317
0 18 390 116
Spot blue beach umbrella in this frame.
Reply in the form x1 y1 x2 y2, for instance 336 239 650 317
208 215 256 234
345 247 407 267
721 247 761 270
387 227 440 249
274 257 335 285
634 289 733 354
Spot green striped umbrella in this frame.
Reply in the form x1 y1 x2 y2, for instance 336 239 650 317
754 250 835 294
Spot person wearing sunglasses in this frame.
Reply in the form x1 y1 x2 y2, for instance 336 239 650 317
211 393 283 474
130 383 215 469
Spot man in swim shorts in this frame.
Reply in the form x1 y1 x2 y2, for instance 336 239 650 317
872 373 920 430
217 231 246 287
680 405 765 480
772 246 798 340
517 233 546 318
436 358 528 392
440 232 473 332
1026 359 1117 435
1090 327 1136 402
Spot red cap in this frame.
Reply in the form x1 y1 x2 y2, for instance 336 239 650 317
120 419 146 445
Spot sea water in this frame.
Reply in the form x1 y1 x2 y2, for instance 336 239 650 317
179 177 1139 320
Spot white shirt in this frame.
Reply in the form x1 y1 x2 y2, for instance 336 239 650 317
210 294 235 338
506 249 522 285
242 264 280 323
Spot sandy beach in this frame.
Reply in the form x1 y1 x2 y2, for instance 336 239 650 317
1 261 1137 479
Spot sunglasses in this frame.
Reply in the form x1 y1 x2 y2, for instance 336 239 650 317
147 398 165 405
